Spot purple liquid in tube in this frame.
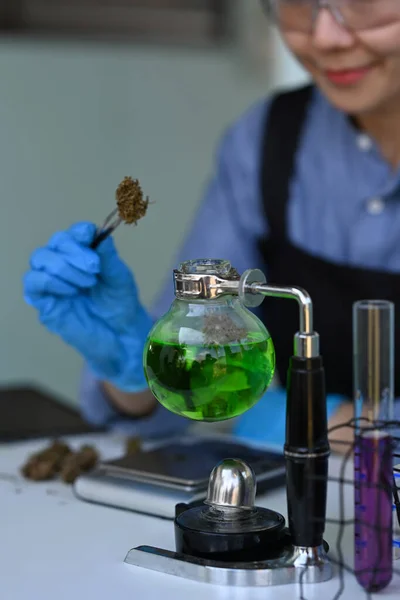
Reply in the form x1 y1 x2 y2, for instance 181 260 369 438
353 299 395 591
354 431 393 592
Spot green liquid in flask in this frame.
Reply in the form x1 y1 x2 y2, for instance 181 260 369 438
144 335 275 422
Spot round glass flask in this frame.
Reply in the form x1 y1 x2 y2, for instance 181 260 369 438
143 259 276 422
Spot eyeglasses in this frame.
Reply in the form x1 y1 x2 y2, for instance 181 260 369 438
262 0 400 32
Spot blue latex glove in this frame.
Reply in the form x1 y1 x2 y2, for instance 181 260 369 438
23 221 153 392
234 388 345 449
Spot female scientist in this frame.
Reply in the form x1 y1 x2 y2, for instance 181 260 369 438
23 0 400 451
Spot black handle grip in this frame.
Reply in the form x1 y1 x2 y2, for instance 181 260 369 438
284 355 330 548
90 227 113 250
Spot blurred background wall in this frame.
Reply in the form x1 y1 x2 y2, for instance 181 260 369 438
0 0 307 405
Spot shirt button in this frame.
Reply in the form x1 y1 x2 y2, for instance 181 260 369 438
357 134 373 152
366 197 385 215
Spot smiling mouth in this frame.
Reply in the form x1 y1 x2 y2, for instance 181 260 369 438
321 62 379 86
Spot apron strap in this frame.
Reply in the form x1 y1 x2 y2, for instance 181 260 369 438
260 84 314 241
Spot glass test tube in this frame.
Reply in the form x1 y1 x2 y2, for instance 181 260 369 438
353 300 394 592
394 464 400 560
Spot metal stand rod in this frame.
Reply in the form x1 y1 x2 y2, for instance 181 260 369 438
250 283 313 334
238 271 318 358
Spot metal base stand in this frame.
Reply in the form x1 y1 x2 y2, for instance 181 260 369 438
124 540 333 587
125 459 333 588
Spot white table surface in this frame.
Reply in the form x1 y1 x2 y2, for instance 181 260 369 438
0 434 399 600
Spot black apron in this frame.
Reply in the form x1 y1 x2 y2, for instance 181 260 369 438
258 85 400 399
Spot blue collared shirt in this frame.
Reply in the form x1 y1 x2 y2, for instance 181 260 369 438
80 86 400 444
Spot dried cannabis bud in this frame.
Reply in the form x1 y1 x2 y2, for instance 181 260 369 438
21 440 99 485
60 445 99 484
21 440 72 482
116 176 149 225
22 460 57 482
203 313 247 346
